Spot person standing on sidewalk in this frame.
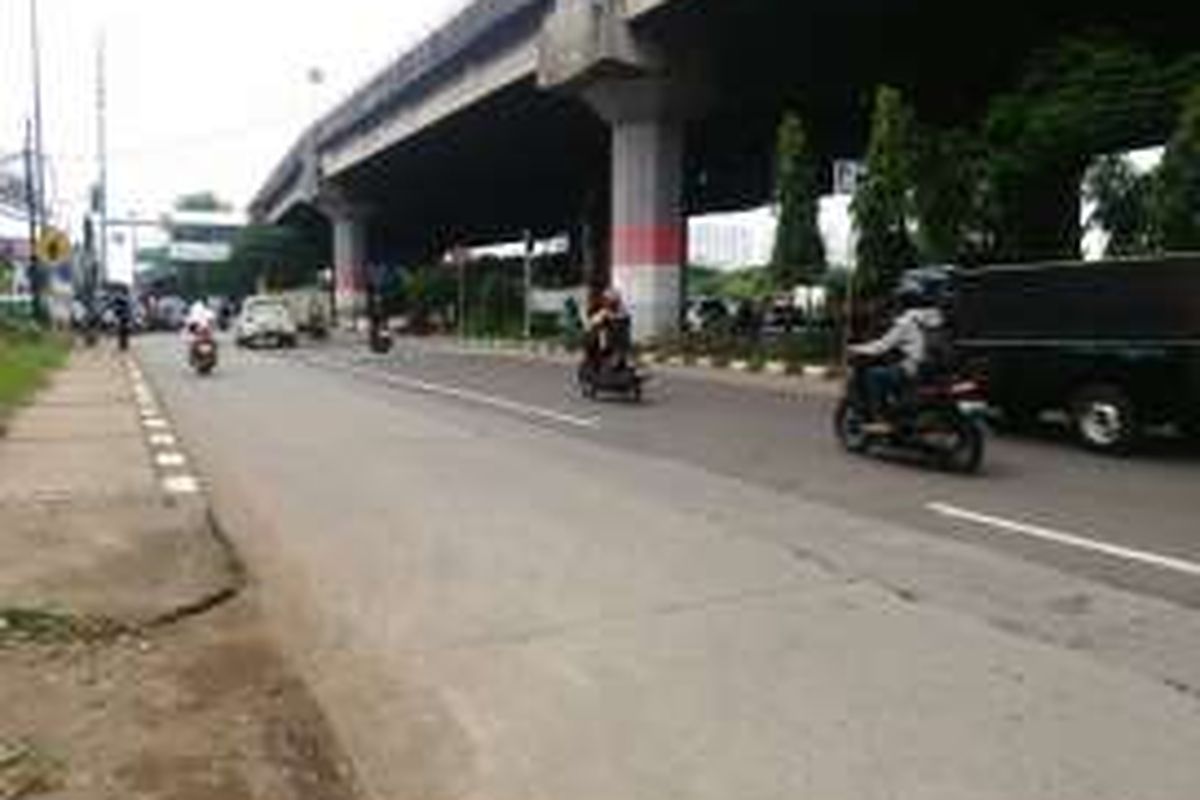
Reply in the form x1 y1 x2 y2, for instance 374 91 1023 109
110 289 133 351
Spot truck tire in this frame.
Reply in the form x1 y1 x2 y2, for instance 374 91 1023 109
1071 384 1137 454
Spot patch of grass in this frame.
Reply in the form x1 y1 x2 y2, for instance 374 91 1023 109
0 332 68 424
0 608 126 648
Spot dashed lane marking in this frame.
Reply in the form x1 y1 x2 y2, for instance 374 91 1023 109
297 352 601 430
162 475 200 495
155 452 187 468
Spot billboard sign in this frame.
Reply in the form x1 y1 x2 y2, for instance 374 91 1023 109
168 241 232 263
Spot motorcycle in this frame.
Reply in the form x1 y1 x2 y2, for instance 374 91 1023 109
576 317 645 402
188 325 219 376
368 319 393 354
577 357 645 402
834 356 987 473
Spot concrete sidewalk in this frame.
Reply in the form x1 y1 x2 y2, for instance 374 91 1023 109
0 347 236 625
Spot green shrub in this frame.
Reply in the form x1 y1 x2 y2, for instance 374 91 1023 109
0 332 69 420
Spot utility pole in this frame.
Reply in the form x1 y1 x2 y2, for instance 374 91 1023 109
457 248 467 340
23 120 43 323
523 229 534 340
27 0 48 324
29 0 47 227
96 32 109 283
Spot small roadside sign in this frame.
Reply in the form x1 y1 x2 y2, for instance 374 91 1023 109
37 227 71 265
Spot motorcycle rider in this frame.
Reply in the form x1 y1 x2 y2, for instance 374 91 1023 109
183 299 216 348
584 288 631 371
848 272 947 435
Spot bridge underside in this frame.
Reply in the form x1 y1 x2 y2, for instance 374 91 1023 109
279 0 1194 333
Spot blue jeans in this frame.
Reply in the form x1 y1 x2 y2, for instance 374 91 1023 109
864 364 906 421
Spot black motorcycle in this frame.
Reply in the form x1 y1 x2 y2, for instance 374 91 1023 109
368 320 393 354
834 357 986 473
577 316 645 402
578 357 645 402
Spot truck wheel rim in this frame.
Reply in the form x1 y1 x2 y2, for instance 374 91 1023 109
1081 403 1123 446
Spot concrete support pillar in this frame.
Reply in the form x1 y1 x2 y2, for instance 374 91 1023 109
329 207 370 324
610 117 684 341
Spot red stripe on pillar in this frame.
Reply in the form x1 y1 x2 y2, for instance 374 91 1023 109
337 265 364 292
612 224 685 265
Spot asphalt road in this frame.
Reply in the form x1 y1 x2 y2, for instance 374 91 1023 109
291 337 1200 609
136 333 1200 800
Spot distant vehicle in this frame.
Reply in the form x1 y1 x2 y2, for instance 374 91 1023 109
273 288 332 338
686 296 730 332
236 296 298 349
954 256 1200 453
149 296 188 331
577 314 645 402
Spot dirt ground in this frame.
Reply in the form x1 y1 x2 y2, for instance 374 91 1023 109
0 594 362 800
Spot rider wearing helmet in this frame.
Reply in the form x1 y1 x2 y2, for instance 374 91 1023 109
585 288 631 369
848 270 949 433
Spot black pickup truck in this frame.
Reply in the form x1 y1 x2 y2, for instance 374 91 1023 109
952 256 1200 452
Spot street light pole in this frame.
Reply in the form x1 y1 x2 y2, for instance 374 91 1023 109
29 0 46 226
27 0 48 324
96 32 109 283
23 120 42 323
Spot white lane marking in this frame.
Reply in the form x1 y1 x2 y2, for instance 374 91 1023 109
928 503 1200 579
306 354 600 430
143 418 169 430
163 475 200 494
149 433 177 447
380 372 601 430
155 452 187 468
139 407 160 418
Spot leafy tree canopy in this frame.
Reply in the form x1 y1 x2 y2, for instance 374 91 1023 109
771 112 825 288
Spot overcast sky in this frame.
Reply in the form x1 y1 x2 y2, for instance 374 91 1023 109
1 0 467 229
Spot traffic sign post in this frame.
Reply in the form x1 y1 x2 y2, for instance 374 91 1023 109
37 227 70 265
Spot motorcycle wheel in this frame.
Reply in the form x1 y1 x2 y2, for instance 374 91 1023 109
577 365 596 399
930 411 984 474
834 398 871 454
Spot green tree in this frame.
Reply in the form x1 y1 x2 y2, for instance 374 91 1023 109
977 36 1197 262
687 265 724 297
404 264 458 330
224 224 322 295
1153 84 1200 251
1084 154 1155 256
852 86 918 294
771 112 825 288
174 191 232 213
720 266 772 301
914 127 990 264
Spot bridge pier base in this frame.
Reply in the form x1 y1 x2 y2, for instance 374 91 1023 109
609 118 685 342
329 207 369 325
